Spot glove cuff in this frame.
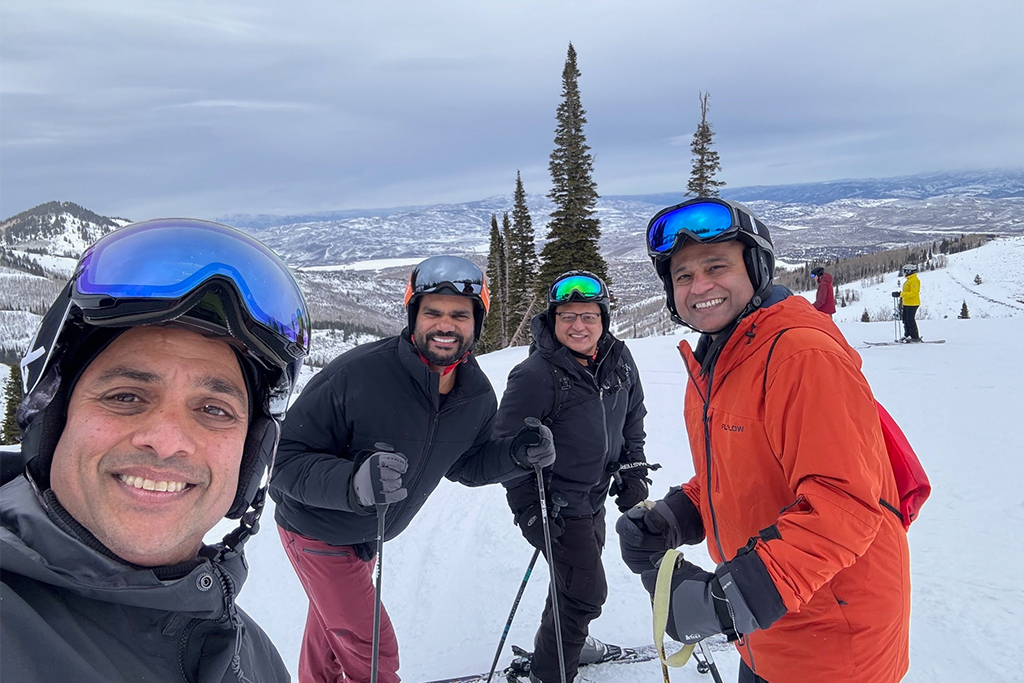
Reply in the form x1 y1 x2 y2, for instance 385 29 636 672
717 548 787 634
656 486 705 546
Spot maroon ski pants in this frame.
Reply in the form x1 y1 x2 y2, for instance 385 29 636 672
278 526 400 683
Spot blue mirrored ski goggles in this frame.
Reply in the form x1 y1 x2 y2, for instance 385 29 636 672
646 199 761 258
74 219 311 348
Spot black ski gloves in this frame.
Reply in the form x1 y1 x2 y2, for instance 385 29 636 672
510 424 556 470
616 486 705 574
609 473 649 512
506 478 565 550
515 501 565 549
350 450 409 508
640 548 788 645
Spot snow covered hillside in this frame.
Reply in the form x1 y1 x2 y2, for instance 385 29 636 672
233 237 1024 683
798 236 1024 328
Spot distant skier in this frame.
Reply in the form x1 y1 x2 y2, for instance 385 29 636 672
810 266 835 316
617 198 911 683
900 264 922 342
494 270 648 683
269 255 555 683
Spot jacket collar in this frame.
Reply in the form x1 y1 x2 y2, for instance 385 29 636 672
397 331 487 404
0 476 242 620
681 286 860 381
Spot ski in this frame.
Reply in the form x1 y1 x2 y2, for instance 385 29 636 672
414 642 672 683
863 340 946 346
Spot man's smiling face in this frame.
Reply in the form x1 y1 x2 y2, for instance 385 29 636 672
669 239 755 335
49 325 249 567
412 293 476 369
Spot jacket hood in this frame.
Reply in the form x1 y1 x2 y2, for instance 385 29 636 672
0 476 244 620
683 293 863 378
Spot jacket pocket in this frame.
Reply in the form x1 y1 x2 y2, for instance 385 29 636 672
301 547 351 557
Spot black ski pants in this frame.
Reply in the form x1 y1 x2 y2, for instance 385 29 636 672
531 507 607 683
902 304 920 340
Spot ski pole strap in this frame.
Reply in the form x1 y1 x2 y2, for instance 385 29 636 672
652 549 695 668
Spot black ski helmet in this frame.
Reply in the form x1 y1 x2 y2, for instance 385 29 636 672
404 255 490 341
17 219 310 541
546 270 611 332
811 266 825 278
645 197 775 329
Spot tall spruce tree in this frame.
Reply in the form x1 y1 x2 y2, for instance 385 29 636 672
507 172 539 344
538 43 608 299
687 91 725 197
480 214 509 352
2 364 23 445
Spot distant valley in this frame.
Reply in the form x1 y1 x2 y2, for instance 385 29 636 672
2 168 1022 364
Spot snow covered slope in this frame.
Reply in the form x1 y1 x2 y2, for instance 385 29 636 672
234 237 1024 683
800 236 1024 328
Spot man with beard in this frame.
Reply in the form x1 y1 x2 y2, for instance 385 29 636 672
270 256 556 683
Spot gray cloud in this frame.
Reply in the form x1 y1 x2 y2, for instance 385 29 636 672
2 0 1022 220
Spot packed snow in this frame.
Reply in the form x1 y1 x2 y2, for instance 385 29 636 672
229 237 1024 683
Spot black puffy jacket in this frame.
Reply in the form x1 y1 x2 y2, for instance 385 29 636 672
0 476 288 683
496 314 647 516
270 333 523 547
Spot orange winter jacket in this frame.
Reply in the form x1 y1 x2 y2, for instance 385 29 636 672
678 295 910 683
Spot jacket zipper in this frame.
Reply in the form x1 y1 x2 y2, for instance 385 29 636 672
214 565 252 683
177 618 201 683
702 362 727 561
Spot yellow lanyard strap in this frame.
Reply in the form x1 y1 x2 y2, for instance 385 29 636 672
652 548 696 668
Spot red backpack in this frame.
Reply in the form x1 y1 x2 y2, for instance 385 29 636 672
764 330 931 530
875 402 931 529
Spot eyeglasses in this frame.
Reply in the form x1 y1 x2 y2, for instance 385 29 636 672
75 219 311 349
555 312 601 325
646 198 771 258
549 274 606 305
405 255 490 313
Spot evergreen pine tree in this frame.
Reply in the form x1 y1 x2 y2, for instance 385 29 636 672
2 364 23 445
974 274 983 285
861 309 871 323
537 43 609 300
686 92 725 197
959 301 970 319
507 172 539 344
480 214 509 352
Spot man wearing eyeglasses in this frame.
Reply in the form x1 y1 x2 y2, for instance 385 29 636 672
269 255 556 683
494 270 648 683
617 198 911 683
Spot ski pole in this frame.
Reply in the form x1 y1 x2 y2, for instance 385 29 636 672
892 286 901 341
484 548 539 683
370 501 387 683
484 494 567 683
524 417 567 683
370 442 396 683
696 641 724 683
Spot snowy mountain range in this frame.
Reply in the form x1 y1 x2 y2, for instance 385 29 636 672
212 169 1024 269
1 169 1022 365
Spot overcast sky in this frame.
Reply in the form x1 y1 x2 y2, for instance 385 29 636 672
2 0 1022 220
